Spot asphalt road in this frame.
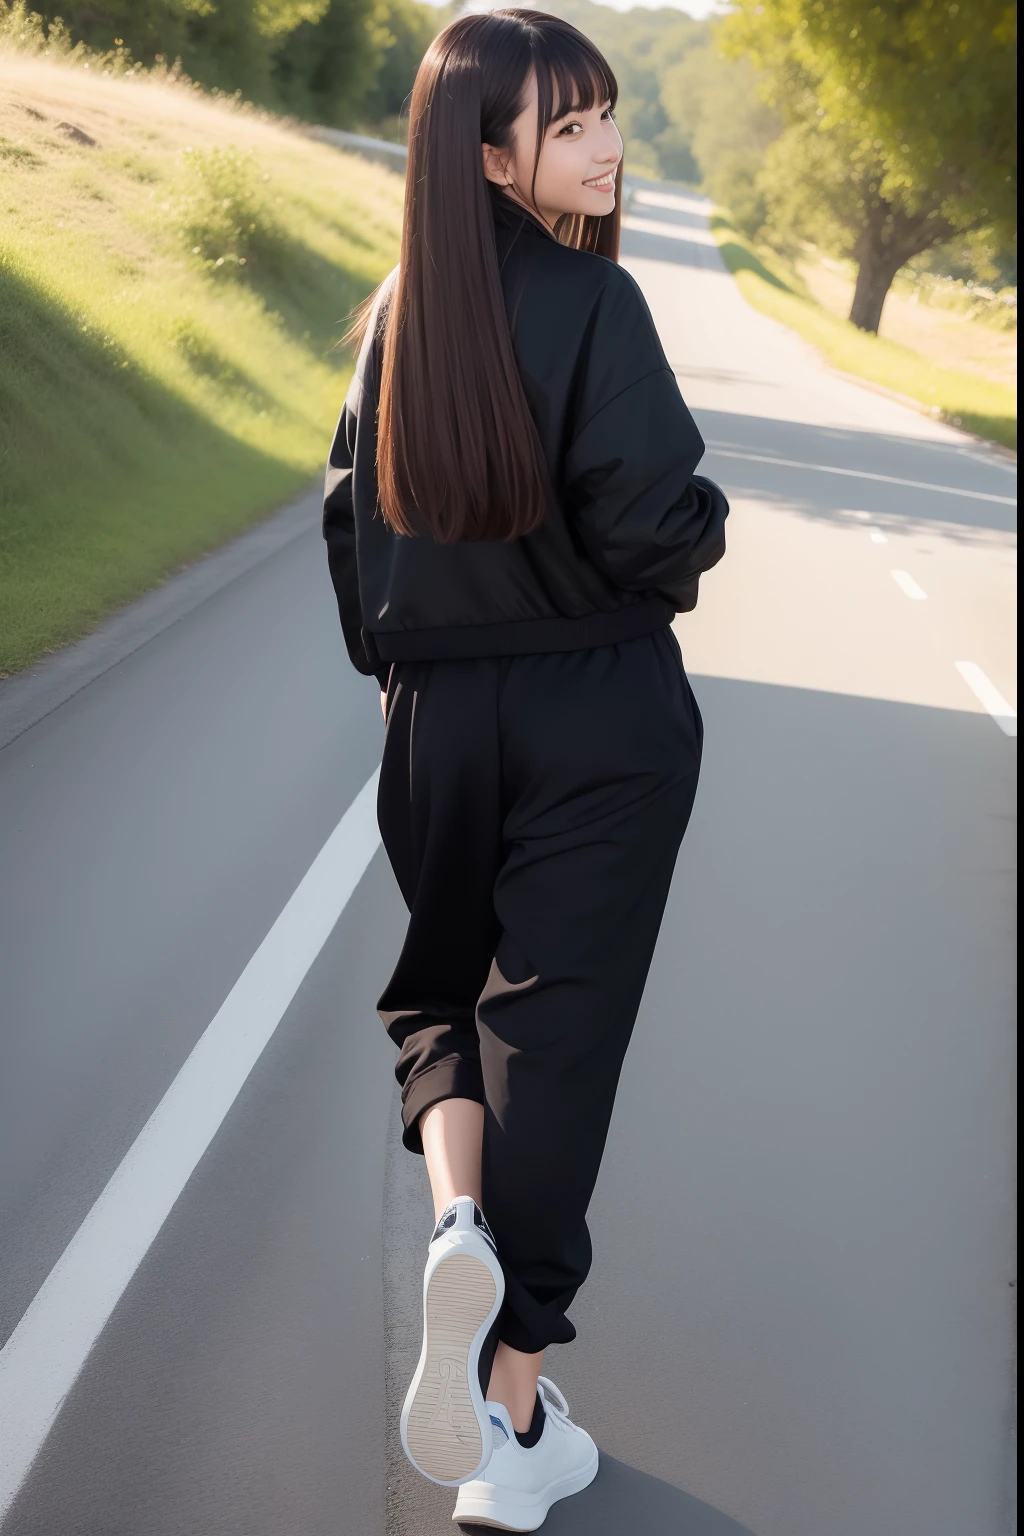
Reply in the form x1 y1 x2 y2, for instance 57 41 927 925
0 185 1016 1536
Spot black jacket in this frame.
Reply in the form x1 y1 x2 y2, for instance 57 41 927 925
323 195 728 686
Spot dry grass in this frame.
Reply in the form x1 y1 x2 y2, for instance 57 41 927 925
712 213 1016 451
0 55 404 673
798 258 1017 390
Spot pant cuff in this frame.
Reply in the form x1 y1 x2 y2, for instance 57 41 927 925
497 1306 577 1355
400 1058 485 1154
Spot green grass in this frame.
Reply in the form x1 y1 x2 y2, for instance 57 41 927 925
0 53 404 675
711 213 1017 453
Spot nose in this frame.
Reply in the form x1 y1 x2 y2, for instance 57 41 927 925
598 119 622 164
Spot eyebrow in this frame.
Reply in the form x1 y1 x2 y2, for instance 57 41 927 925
553 97 610 119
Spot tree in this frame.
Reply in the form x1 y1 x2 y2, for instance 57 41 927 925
272 0 379 124
180 0 293 100
27 0 198 61
354 0 440 125
27 0 331 99
661 44 781 235
24 0 429 127
724 0 1017 331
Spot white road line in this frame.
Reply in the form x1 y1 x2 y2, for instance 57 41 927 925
955 663 1018 737
869 529 888 544
0 768 382 1518
891 570 927 600
704 445 1017 506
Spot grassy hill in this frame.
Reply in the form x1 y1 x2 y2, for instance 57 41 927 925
0 54 403 676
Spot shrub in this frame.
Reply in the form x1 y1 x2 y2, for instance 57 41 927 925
173 145 282 272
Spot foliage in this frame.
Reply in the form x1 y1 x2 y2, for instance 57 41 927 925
270 0 377 125
722 0 1018 330
762 0 1015 239
171 145 283 270
350 0 439 124
0 0 440 127
661 44 780 237
756 116 872 257
254 0 329 38
910 229 1016 292
0 0 144 70
906 277 1017 331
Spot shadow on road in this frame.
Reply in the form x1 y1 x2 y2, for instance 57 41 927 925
553 675 1015 1536
620 223 722 271
456 1455 760 1535
693 408 1016 539
628 201 712 233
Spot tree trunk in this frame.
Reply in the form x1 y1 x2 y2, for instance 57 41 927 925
848 194 954 334
849 246 904 333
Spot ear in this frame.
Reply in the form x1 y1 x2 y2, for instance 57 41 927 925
481 142 512 187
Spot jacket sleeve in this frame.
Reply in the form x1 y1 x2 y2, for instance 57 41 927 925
563 268 728 611
322 314 390 688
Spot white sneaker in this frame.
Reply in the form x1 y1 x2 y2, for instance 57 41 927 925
401 1196 505 1486
452 1377 599 1531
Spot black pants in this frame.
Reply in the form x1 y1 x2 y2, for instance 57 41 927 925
377 629 702 1354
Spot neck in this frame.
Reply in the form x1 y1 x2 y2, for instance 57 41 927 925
497 186 559 234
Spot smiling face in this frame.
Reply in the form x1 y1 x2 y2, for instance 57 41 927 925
482 69 623 230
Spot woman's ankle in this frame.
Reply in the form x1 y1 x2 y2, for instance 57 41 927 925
486 1342 544 1433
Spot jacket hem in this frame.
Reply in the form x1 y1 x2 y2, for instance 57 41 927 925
371 598 674 663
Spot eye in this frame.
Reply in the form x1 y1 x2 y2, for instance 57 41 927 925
602 107 615 121
557 121 583 137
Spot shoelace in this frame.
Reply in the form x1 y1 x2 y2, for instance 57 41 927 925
537 1376 573 1432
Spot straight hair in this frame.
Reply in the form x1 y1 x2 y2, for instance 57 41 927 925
370 8 621 544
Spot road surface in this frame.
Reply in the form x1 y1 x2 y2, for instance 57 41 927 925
0 184 1016 1536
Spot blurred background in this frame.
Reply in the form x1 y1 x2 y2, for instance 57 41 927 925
0 0 1015 677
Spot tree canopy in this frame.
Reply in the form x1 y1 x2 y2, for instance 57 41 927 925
724 0 1017 328
23 0 441 126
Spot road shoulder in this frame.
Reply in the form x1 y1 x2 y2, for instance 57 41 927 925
0 486 320 753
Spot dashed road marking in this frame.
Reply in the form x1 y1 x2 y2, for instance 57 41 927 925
955 663 1017 737
705 444 1017 506
891 570 927 601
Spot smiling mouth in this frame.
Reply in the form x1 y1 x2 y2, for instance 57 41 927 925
583 170 616 191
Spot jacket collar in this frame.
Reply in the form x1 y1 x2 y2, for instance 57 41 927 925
490 188 559 246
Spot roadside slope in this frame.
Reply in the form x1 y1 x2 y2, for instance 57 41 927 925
0 55 402 675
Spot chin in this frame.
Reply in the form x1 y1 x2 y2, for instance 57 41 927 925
577 194 616 218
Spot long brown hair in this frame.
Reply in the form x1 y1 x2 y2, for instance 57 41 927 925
372 9 621 544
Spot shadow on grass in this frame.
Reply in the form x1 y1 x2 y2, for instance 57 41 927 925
170 318 275 412
201 227 374 361
711 226 795 294
950 409 1017 451
0 263 320 674
289 199 388 255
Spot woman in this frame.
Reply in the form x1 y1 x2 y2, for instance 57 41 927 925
323 10 727 1528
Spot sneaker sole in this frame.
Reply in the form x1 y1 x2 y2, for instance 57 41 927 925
401 1248 501 1485
453 1446 600 1531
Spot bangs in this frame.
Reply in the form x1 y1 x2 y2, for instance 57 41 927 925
532 30 617 131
